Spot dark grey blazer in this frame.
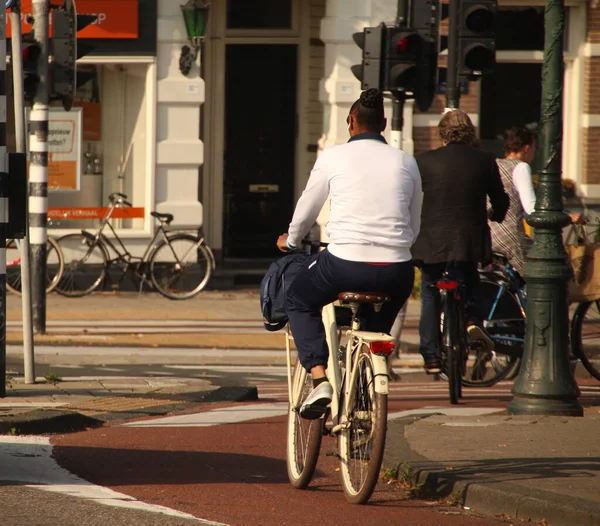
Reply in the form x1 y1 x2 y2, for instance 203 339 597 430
412 143 509 266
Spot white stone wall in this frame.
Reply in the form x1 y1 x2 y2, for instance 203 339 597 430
155 0 205 228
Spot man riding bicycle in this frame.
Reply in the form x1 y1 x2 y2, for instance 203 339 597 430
412 110 510 374
276 88 422 419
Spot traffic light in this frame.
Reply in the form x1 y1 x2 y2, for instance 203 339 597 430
22 41 41 103
351 25 384 90
458 1 497 77
381 26 420 93
51 4 97 110
410 1 441 112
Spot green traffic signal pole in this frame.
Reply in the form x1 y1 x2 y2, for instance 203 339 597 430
507 0 583 417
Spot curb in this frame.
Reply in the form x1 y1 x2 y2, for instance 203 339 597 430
0 385 259 436
385 416 600 526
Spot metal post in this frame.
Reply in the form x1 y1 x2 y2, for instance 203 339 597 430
30 0 48 335
390 92 405 150
507 0 583 417
0 1 7 397
10 0 35 384
445 0 460 110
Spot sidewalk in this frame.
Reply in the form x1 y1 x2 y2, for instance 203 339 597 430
385 409 600 526
5 290 422 354
0 375 258 435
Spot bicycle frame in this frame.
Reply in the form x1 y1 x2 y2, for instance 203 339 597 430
286 301 391 433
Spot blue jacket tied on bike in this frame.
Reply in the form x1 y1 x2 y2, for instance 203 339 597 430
260 252 312 331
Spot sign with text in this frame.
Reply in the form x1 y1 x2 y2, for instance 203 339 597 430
28 108 82 191
8 0 139 39
48 207 145 220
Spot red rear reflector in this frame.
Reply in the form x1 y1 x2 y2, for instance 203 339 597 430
437 280 459 290
370 341 395 356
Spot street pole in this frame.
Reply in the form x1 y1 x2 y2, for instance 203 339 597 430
507 0 583 417
390 0 408 150
10 0 35 384
30 0 48 335
445 0 460 110
0 1 7 397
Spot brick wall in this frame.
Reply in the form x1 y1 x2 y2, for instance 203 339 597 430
583 6 600 184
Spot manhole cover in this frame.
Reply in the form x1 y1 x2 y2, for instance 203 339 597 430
65 396 179 414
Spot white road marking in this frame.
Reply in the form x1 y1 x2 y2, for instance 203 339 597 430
121 403 288 428
388 407 503 420
0 436 226 525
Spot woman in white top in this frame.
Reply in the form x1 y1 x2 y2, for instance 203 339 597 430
489 127 536 276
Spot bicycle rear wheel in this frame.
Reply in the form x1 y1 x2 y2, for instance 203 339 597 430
6 237 65 295
149 234 212 300
571 300 600 381
286 361 323 489
441 298 461 405
55 233 107 297
339 345 387 504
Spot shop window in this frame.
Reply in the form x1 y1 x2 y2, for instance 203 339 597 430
46 64 150 231
496 7 569 52
226 0 292 29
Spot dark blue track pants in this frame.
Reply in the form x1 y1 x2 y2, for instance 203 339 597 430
286 249 414 371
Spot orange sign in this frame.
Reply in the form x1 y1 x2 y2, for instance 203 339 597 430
48 207 145 220
8 0 139 39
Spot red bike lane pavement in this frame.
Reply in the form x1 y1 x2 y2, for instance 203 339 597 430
50 384 518 526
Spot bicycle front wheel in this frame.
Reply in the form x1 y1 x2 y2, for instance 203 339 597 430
339 345 387 505
571 300 600 381
6 237 65 295
150 234 212 300
55 233 107 297
286 361 323 489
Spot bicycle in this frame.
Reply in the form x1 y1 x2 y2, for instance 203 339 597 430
480 253 600 383
286 241 396 504
6 236 65 296
435 268 467 405
54 193 216 299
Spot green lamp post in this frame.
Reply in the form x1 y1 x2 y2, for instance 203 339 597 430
507 0 583 417
179 0 210 76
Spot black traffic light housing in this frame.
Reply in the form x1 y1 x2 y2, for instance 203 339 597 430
381 26 420 93
22 40 41 103
458 1 497 77
351 25 384 90
51 4 97 111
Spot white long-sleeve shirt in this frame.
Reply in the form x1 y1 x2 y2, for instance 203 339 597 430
512 161 536 215
287 136 422 262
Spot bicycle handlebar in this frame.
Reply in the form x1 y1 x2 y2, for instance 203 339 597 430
108 192 132 208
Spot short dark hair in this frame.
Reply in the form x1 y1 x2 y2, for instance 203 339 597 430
503 127 537 154
349 88 385 131
438 110 479 147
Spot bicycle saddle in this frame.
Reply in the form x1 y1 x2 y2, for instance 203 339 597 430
338 292 391 304
151 211 174 224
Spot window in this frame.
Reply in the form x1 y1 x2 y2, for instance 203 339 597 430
226 0 293 30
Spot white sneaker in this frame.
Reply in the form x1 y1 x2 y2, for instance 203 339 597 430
300 381 333 420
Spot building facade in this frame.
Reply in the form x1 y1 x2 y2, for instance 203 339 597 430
12 0 600 266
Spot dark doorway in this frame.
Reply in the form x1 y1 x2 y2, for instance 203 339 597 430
479 63 542 170
223 44 297 259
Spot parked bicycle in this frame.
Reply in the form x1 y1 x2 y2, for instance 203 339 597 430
55 193 216 299
286 240 396 504
6 237 64 296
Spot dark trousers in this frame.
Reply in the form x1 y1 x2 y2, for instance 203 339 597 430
418 261 480 362
286 249 414 371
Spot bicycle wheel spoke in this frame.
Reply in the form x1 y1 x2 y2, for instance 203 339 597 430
150 235 211 299
55 234 106 297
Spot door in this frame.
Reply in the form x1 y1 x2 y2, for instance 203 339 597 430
223 44 298 259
